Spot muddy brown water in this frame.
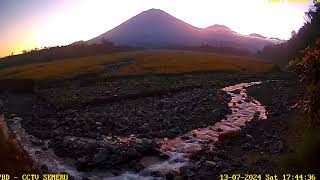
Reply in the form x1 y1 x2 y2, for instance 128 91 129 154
0 81 267 179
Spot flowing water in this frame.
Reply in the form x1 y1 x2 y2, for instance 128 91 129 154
0 81 267 179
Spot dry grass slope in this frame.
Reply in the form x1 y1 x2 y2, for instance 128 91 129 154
0 50 276 80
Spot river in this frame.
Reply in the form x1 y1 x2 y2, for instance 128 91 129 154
0 81 267 179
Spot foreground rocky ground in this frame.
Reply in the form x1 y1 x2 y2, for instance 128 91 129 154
0 71 303 177
184 79 304 179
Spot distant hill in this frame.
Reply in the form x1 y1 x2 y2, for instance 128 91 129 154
88 9 283 52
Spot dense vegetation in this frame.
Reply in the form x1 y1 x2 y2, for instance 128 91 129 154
287 1 320 125
290 39 320 126
275 1 320 172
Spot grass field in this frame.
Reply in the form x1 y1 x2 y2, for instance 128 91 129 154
0 50 277 80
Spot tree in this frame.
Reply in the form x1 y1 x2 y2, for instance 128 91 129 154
289 1 320 126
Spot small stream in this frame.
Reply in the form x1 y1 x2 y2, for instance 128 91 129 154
1 81 267 179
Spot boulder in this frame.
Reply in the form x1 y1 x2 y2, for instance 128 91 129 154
92 149 109 164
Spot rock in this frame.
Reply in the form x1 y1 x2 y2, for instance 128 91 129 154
221 169 231 173
264 132 272 138
231 89 241 94
211 109 224 120
217 128 223 132
244 97 251 102
157 101 165 109
168 157 186 164
96 127 102 131
216 150 226 158
218 129 240 141
30 135 44 146
95 122 102 126
166 171 179 179
12 117 22 122
245 134 253 140
137 139 157 153
8 113 17 119
140 123 151 132
128 160 137 168
241 143 251 150
128 160 144 171
92 149 109 164
106 136 112 140
127 148 141 159
122 117 129 121
40 165 48 171
167 129 179 139
204 161 217 168
76 159 91 172
254 112 260 119
179 165 189 174
181 135 190 140
159 153 170 160
134 162 145 172
111 170 121 176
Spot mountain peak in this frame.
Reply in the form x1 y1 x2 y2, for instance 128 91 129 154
141 8 168 15
88 9 280 52
249 33 266 39
145 8 163 12
205 24 232 32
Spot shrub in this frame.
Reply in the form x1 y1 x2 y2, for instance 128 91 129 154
289 38 320 126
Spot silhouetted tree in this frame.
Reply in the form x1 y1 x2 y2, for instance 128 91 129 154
288 1 320 126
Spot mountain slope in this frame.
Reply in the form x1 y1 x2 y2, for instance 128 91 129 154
88 9 283 51
89 9 201 47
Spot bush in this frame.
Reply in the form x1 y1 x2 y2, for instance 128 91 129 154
289 38 320 126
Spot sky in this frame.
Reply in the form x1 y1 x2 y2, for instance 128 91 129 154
0 0 314 57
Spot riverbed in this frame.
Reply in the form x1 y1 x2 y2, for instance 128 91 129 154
1 81 268 179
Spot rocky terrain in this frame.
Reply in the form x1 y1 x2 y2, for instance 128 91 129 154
0 71 303 178
183 79 305 179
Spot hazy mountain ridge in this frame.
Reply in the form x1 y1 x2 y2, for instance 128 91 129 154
88 9 284 52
